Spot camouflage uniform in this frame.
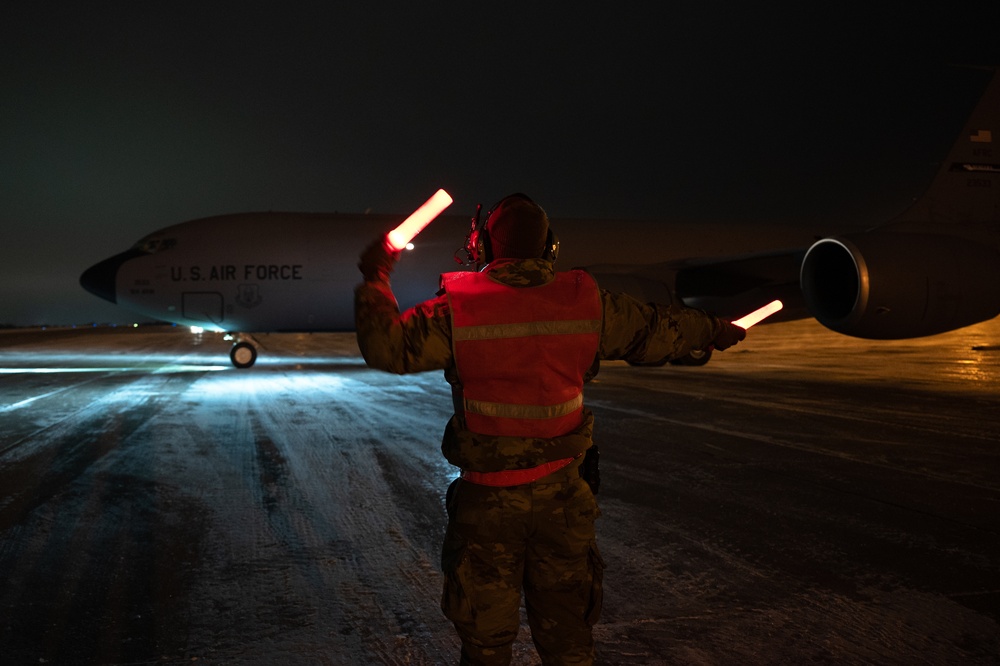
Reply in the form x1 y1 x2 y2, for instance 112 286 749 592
355 257 728 665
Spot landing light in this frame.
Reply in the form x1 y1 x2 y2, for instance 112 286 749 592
190 326 205 334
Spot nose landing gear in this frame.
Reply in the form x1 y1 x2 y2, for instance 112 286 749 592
225 334 260 368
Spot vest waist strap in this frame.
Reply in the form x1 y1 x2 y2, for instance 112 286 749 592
460 456 577 487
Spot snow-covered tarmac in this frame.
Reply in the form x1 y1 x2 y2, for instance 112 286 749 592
1 319 998 664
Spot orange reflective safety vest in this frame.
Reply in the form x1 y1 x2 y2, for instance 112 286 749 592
443 269 602 440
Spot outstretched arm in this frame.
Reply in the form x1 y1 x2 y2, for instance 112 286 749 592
599 290 744 365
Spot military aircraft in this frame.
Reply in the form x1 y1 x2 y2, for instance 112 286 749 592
81 70 1000 368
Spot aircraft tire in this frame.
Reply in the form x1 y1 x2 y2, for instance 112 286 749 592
230 341 258 368
669 348 712 366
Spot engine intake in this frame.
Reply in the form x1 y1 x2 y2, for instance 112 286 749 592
800 232 1000 339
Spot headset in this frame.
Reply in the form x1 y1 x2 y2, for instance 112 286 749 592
456 193 559 267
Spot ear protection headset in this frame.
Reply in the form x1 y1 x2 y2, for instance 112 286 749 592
458 193 559 266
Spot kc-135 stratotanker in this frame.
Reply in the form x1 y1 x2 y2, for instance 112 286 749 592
82 70 1000 368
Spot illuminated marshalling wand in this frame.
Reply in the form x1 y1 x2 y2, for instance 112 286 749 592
731 299 784 329
387 189 454 251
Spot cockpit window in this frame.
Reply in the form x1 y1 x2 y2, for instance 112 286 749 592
134 237 177 253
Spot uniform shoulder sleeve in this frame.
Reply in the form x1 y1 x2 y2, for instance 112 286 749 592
354 281 453 374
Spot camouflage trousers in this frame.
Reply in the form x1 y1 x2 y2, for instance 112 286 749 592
441 464 604 665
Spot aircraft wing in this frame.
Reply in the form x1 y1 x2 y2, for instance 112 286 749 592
585 248 807 322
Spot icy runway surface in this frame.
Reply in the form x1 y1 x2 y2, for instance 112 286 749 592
1 319 998 665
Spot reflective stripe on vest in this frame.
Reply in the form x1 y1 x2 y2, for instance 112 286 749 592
460 456 577 487
444 270 601 438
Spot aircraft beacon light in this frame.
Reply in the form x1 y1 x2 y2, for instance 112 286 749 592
387 189 454 250
732 300 783 329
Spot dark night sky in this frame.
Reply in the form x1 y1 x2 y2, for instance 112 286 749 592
1 2 997 326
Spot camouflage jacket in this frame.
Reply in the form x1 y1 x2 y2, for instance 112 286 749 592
354 258 725 472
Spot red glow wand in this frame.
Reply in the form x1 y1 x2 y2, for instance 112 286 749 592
387 189 454 250
731 300 783 329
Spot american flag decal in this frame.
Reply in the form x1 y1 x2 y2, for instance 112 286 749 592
970 129 993 143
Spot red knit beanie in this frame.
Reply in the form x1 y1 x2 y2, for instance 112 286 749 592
485 196 549 259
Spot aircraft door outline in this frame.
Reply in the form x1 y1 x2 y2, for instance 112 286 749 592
182 291 225 325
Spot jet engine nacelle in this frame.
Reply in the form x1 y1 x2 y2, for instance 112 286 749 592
800 232 1000 339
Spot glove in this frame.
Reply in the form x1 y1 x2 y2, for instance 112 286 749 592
358 234 401 282
711 320 746 351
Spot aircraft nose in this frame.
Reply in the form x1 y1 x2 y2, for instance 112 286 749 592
80 250 142 304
